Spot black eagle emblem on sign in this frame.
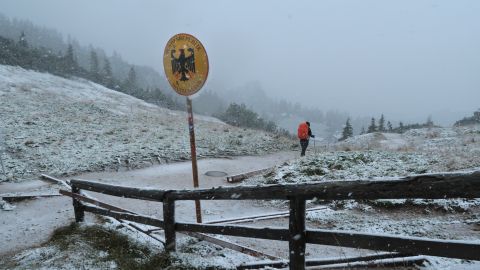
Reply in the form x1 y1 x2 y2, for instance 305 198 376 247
170 48 195 81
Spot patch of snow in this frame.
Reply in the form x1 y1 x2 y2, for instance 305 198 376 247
247 151 436 185
0 199 15 211
171 235 253 269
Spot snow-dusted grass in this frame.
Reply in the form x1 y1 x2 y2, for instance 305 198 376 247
0 220 254 270
306 204 479 239
173 236 253 270
334 127 480 171
248 150 435 185
0 65 295 182
247 123 480 213
247 126 480 207
0 222 170 270
242 127 480 270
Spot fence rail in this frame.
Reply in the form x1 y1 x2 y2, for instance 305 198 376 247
67 171 480 270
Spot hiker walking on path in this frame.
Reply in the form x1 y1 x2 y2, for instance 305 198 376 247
298 121 315 156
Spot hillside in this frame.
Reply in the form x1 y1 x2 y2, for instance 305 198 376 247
0 65 295 182
248 126 480 186
335 127 480 171
240 127 480 269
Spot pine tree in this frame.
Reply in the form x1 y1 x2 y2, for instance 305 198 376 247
64 44 77 74
367 117 377 133
378 114 386 132
399 122 404 133
102 57 114 89
121 66 138 94
339 118 353 141
127 66 136 86
16 31 34 69
89 49 100 82
18 31 28 48
387 121 393 132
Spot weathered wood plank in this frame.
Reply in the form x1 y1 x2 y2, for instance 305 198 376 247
83 205 164 228
163 199 176 251
306 229 480 261
305 255 428 270
167 171 480 201
289 198 306 270
60 189 133 213
72 185 84 222
183 231 280 260
237 260 288 270
175 223 480 261
70 171 480 202
226 167 273 183
124 221 165 245
70 179 167 202
176 223 290 241
1 194 61 202
40 174 71 189
237 252 405 269
206 206 327 225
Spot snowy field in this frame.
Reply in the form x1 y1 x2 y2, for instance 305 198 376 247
0 65 295 182
1 66 479 269
242 126 480 269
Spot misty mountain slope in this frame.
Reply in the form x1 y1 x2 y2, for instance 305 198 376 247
0 65 295 182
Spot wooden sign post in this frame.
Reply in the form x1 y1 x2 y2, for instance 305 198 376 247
163 33 209 223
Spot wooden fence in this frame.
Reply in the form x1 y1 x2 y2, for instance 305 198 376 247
66 171 480 269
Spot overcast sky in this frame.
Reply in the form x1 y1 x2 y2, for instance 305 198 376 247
1 0 479 124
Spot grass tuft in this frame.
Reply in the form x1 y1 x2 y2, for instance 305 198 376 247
50 223 174 270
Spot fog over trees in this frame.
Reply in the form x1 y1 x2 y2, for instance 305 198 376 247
0 0 478 140
0 16 461 141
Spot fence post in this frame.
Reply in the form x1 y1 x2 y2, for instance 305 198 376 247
72 185 84 222
163 198 176 251
289 197 306 270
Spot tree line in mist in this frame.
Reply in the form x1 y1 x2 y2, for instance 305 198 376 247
0 19 287 136
339 109 480 142
0 28 445 140
0 14 310 136
339 115 436 141
3 13 474 141
0 32 185 110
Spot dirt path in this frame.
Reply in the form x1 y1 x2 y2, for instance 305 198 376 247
0 150 298 256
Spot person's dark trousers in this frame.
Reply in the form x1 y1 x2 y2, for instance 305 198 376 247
300 139 309 156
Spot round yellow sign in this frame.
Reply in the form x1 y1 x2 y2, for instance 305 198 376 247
163 33 209 96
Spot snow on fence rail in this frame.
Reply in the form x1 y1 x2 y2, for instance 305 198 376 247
65 171 480 270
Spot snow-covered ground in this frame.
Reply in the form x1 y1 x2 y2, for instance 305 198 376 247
1 66 479 269
0 65 295 182
241 126 480 269
2 127 479 269
334 127 480 171
0 64 295 268
0 152 300 270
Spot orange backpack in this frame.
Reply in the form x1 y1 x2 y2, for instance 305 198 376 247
297 122 309 140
